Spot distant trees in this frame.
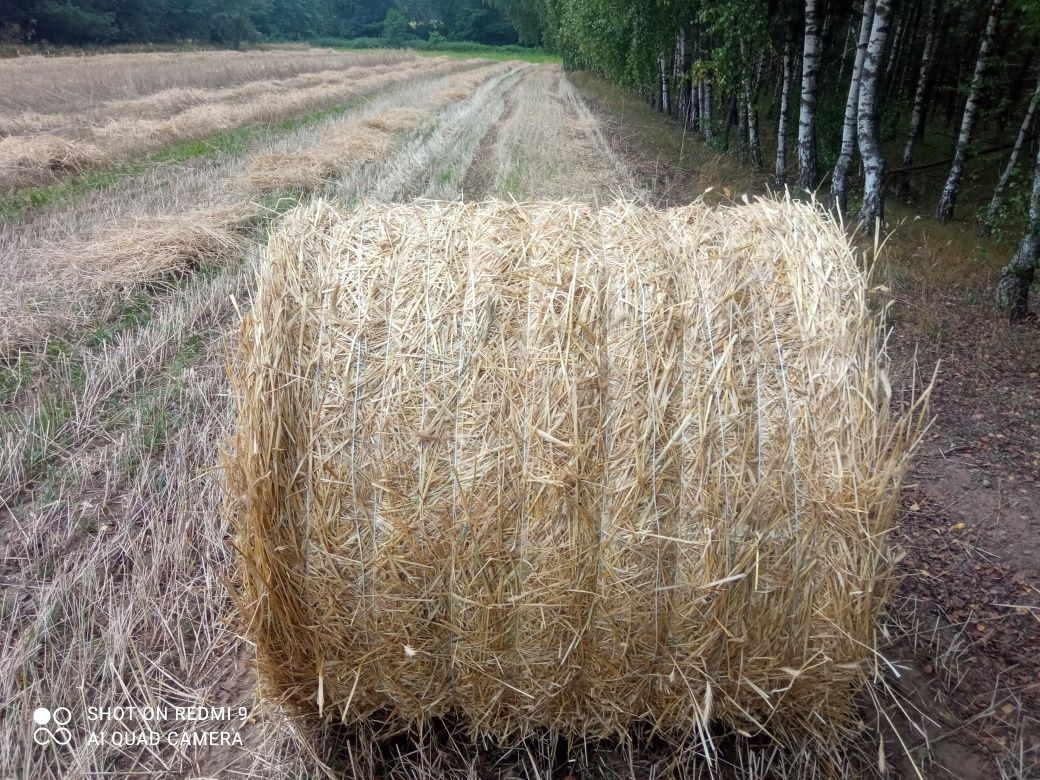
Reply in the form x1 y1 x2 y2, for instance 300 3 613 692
935 0 1005 223
382 7 408 47
0 0 523 46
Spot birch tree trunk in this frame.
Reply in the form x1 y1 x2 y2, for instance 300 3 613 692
797 0 823 191
737 88 749 158
995 143 1040 318
747 86 762 167
659 56 670 114
775 34 794 186
831 0 876 213
676 29 691 124
936 0 1004 222
901 0 942 168
891 0 922 99
747 50 764 167
698 77 706 135
837 19 856 87
983 72 1040 234
883 11 905 84
858 0 893 226
703 71 715 142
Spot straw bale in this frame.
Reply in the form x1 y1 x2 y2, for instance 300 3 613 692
226 198 927 750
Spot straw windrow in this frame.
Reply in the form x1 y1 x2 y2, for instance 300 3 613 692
226 197 928 754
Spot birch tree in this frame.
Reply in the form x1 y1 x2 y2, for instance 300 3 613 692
775 32 794 186
746 50 764 167
831 0 876 213
797 0 824 191
900 0 942 169
983 71 1040 234
936 0 1005 222
858 0 892 226
995 142 1040 318
702 69 715 142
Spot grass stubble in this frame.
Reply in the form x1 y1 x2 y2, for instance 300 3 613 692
0 53 529 779
0 50 957 779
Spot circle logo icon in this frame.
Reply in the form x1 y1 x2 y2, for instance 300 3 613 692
33 707 72 746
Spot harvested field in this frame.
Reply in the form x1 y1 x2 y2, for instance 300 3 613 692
0 50 470 192
0 48 413 114
0 44 1029 780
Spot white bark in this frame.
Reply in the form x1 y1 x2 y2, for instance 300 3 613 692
746 90 762 167
858 0 893 226
831 0 876 212
676 29 689 123
797 0 823 191
884 12 904 82
996 143 1040 317
901 0 942 167
703 71 714 141
837 18 856 87
659 56 670 114
936 0 1004 222
775 35 793 186
984 72 1040 233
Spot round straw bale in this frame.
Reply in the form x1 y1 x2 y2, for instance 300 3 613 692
226 198 926 749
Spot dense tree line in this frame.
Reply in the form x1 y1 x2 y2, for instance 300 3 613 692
0 0 519 48
492 0 1040 315
5 0 1040 313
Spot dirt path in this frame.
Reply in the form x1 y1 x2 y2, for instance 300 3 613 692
462 64 636 201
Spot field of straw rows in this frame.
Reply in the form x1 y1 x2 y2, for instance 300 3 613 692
0 44 955 780
0 48 650 779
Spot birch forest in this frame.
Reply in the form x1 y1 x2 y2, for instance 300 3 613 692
495 0 1040 316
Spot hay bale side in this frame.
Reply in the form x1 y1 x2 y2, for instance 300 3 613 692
227 198 927 749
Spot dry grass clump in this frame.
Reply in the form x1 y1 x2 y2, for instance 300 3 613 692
361 107 429 133
227 198 930 756
248 133 394 192
0 133 101 186
48 204 255 287
247 152 333 192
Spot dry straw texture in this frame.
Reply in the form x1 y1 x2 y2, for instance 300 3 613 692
227 198 927 752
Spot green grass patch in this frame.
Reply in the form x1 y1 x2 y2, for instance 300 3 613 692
0 95 373 221
83 296 154 348
417 47 559 64
312 36 559 64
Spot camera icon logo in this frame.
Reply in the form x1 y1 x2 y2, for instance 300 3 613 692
33 707 72 746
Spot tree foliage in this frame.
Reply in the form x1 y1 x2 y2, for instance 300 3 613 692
1 0 523 45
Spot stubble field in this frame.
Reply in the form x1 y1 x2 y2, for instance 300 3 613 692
1 46 1037 780
0 47 636 779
